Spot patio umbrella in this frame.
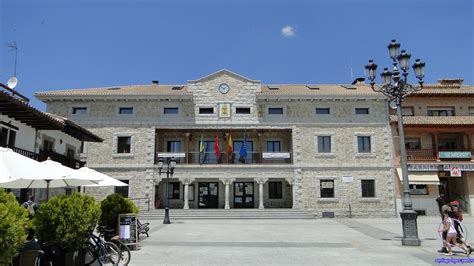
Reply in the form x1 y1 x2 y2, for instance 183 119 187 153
1 149 101 199
79 167 128 187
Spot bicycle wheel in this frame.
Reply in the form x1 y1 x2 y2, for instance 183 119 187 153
84 241 98 265
103 241 121 265
117 241 131 265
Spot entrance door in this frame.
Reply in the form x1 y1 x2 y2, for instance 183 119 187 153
234 182 254 208
198 182 219 208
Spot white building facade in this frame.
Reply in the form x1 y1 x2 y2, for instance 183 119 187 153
36 70 396 217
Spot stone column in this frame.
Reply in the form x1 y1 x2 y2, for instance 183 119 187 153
256 177 267 209
183 183 189 209
286 177 295 209
223 178 234 210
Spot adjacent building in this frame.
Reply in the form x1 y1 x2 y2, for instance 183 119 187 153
36 69 396 217
391 79 474 216
0 83 103 202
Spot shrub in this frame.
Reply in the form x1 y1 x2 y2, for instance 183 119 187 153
0 188 29 264
99 193 139 230
34 193 101 252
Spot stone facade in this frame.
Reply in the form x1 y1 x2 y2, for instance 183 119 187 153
37 69 396 217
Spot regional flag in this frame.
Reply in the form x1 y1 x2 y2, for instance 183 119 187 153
199 134 204 154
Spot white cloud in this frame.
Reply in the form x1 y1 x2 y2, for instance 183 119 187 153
281 25 296 37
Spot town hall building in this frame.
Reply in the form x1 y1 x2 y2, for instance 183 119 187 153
36 69 397 217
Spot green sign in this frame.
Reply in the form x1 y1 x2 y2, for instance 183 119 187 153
439 151 472 159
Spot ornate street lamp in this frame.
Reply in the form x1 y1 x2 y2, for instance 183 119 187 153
365 39 426 246
158 157 177 224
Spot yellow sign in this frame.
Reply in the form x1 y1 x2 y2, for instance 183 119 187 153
219 103 231 118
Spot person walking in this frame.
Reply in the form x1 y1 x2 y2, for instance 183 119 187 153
438 208 471 256
436 195 449 254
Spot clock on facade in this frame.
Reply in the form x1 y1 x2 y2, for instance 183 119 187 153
218 83 230 94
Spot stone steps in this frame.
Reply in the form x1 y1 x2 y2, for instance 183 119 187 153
139 209 316 220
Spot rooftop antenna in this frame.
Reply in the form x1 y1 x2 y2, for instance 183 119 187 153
6 41 18 89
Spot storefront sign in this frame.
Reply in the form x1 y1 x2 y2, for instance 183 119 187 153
408 164 474 172
450 166 462 177
439 151 472 159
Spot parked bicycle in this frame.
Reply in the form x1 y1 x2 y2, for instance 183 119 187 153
98 225 131 265
84 230 121 265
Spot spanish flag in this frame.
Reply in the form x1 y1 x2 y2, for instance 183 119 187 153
227 134 233 156
214 133 221 160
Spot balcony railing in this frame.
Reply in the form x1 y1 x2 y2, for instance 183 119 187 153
4 144 84 169
156 151 293 164
407 149 473 161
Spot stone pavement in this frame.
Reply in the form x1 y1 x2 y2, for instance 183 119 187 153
128 216 474 265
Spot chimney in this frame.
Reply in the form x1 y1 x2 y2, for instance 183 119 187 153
152 80 159 85
438 79 463 86
351 77 365 85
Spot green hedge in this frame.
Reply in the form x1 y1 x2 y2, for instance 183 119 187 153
34 193 101 252
99 193 139 231
0 188 29 264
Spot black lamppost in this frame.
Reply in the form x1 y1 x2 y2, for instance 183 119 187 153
158 157 176 224
365 39 426 246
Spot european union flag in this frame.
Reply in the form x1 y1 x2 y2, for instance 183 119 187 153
239 132 247 163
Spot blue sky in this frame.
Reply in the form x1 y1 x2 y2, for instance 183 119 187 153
1 0 473 110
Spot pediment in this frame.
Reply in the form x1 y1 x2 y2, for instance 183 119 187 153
188 69 260 84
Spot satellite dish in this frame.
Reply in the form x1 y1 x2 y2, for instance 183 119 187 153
7 76 18 89
388 101 397 110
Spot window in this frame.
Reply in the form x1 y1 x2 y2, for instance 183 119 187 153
357 136 371 153
361 180 375 198
236 107 251 114
164 107 179 114
427 107 455 116
266 141 281 152
409 184 428 195
316 108 330 115
72 107 87 114
117 136 131 153
355 108 369 115
268 181 283 199
167 141 182 152
43 140 54 152
168 182 180 199
320 180 334 198
268 107 283 115
199 108 214 114
438 139 457 150
66 148 75 159
405 138 421 150
0 127 16 148
469 107 474 116
402 107 414 116
317 136 331 153
115 180 129 197
119 107 134 114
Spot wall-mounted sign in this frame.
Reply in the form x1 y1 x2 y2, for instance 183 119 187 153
439 151 472 159
450 166 462 177
408 164 474 172
342 176 353 183
262 152 290 159
219 103 231 118
157 153 186 158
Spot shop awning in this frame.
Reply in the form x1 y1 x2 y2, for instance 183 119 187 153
396 168 440 185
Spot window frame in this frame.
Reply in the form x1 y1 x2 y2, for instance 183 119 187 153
266 140 281 152
409 184 428 195
72 107 88 115
268 107 284 115
320 179 335 198
168 182 180 199
315 108 330 115
401 106 414 116
317 136 331 153
355 108 370 115
199 107 215 114
117 136 132 154
427 107 455 116
235 107 251 114
164 107 179 115
361 179 376 198
405 137 421 150
268 181 283 199
113 133 135 157
118 107 134 115
357 136 371 153
115 180 130 198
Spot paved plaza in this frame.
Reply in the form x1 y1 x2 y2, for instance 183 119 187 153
128 216 474 265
